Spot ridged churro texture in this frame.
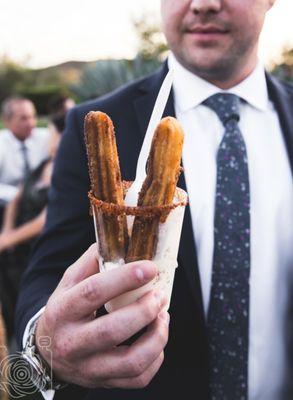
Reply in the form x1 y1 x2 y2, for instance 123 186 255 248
126 116 184 262
84 111 128 262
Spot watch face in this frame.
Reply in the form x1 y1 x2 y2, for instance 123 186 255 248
0 351 47 397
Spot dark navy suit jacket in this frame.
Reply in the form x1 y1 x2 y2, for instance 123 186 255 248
15 64 293 399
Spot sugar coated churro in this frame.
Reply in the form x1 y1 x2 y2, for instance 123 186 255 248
126 116 184 262
84 111 128 262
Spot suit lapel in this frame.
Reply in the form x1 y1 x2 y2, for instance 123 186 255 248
133 64 173 136
133 63 205 315
266 73 293 171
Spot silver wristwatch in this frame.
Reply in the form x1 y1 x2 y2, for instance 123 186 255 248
21 318 68 391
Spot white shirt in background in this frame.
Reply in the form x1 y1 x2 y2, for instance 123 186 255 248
0 128 49 203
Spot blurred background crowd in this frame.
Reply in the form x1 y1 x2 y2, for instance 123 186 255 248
0 1 292 397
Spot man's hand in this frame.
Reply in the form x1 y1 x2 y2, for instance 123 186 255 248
35 244 169 389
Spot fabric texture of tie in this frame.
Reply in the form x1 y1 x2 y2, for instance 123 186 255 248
20 142 31 178
203 93 250 400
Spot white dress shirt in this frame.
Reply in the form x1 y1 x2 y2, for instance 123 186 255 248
0 128 49 203
169 53 293 400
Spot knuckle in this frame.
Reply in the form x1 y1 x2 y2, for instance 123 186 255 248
137 297 157 321
43 304 58 327
53 334 73 360
96 321 116 345
50 297 68 321
82 278 101 303
124 353 144 377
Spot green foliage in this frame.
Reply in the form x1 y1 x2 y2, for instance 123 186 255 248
19 85 70 115
271 47 293 83
133 15 168 60
0 56 74 115
0 58 27 104
71 56 161 101
14 67 73 115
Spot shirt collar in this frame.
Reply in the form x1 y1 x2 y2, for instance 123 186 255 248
168 52 269 113
6 129 34 150
5 130 23 150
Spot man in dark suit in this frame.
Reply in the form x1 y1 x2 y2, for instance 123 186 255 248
15 1 292 399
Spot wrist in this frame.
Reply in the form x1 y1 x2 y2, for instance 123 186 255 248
21 316 68 391
35 315 53 368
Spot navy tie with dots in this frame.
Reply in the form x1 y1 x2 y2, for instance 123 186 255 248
203 93 250 400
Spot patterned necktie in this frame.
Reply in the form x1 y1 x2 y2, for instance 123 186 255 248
203 93 250 400
20 142 31 178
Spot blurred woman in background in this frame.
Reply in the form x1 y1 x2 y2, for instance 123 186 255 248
0 113 66 343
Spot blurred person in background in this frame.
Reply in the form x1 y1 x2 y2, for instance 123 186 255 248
0 97 49 222
0 113 66 344
48 95 76 117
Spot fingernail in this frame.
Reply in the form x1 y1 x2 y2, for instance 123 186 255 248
159 311 170 325
135 267 145 282
134 261 157 282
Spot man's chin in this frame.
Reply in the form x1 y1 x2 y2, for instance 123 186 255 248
180 54 232 79
18 132 33 141
196 64 230 78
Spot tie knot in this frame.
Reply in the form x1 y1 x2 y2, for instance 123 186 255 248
20 142 27 152
203 93 240 126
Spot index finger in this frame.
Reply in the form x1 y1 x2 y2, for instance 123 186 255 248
59 260 157 321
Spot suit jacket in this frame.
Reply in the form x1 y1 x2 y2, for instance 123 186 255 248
15 63 293 400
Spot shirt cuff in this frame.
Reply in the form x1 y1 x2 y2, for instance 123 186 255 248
22 306 46 349
0 183 18 203
22 306 55 400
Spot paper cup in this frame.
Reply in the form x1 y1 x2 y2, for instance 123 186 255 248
90 185 187 312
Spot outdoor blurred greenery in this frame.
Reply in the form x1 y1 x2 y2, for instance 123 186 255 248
0 16 292 119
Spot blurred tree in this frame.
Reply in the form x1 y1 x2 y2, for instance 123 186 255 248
71 56 161 101
0 56 75 115
16 66 74 114
271 47 293 83
133 14 168 61
19 85 71 115
0 57 27 104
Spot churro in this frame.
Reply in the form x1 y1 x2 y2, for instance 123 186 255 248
84 111 128 262
126 117 184 262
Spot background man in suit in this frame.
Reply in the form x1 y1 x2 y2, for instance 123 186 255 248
15 1 292 399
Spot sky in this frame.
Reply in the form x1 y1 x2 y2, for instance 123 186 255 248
0 0 292 69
